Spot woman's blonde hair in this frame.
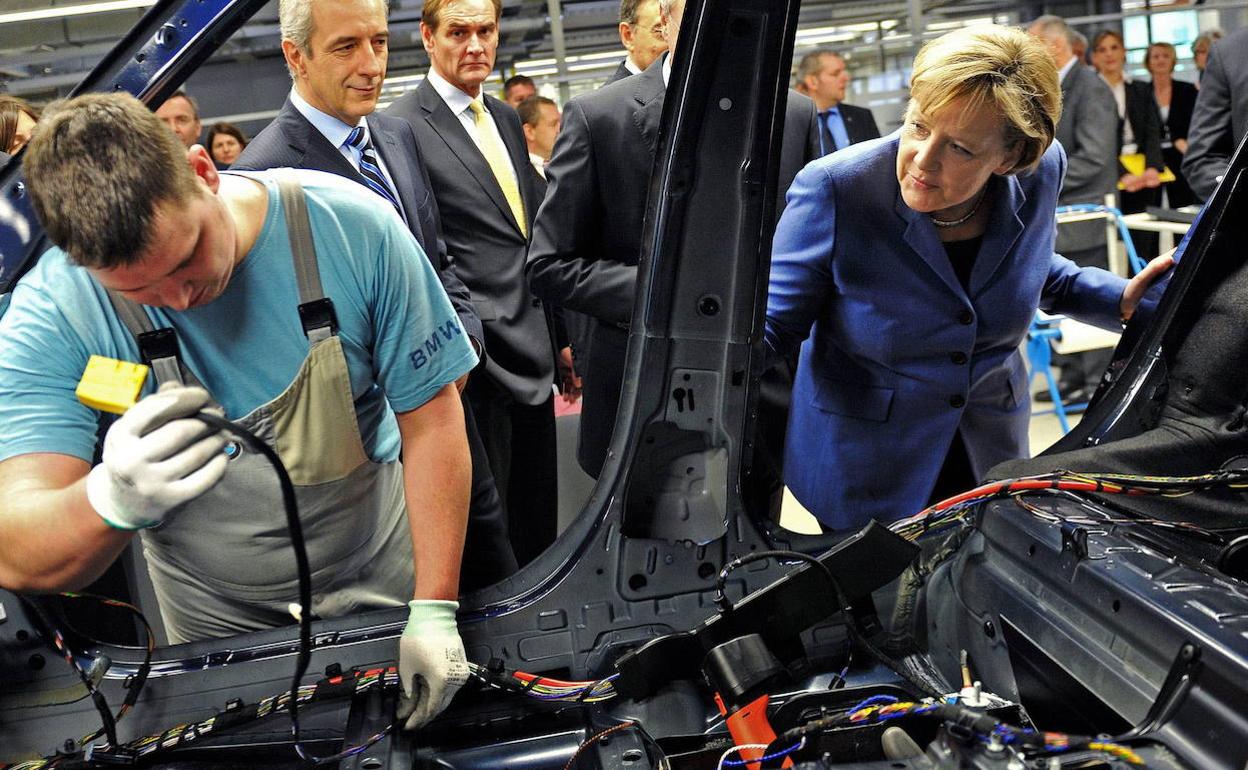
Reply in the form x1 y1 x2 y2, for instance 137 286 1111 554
908 24 1061 175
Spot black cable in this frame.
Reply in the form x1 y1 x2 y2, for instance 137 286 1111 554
190 411 320 763
57 592 155 747
193 411 400 765
715 549 943 700
714 550 837 614
21 597 120 749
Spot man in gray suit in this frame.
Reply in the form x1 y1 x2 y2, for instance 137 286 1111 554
1183 27 1248 202
526 0 818 478
1030 15 1120 402
606 0 668 85
387 0 558 567
1029 15 1119 267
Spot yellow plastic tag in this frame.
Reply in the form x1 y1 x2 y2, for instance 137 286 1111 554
1118 153 1176 188
76 356 150 414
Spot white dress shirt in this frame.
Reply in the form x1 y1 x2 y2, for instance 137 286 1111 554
288 87 407 220
425 70 521 191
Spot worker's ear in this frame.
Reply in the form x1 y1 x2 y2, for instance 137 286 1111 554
186 144 220 193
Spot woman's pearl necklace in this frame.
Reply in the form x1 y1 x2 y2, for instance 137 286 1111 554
929 184 988 228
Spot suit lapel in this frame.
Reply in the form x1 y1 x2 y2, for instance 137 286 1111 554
368 117 418 220
417 81 522 236
843 108 859 143
968 175 1025 296
282 103 371 185
895 188 964 297
632 63 667 156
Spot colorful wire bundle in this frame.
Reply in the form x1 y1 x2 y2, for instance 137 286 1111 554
821 697 1145 765
888 468 1248 541
1 667 399 770
469 662 619 703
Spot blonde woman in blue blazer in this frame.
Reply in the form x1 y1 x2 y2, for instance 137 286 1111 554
765 25 1173 532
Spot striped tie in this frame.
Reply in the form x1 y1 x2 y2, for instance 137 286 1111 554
345 125 404 222
467 100 527 238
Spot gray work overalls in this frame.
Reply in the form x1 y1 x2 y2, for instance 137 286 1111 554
108 176 414 643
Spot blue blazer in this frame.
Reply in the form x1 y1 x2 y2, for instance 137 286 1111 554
765 135 1127 530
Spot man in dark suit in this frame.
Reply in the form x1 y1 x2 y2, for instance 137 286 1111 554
1184 27 1248 202
1030 16 1118 268
525 0 818 479
233 0 517 592
793 50 880 156
1030 14 1120 403
607 0 668 86
387 0 558 567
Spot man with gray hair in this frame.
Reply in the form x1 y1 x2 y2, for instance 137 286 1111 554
793 49 879 156
606 0 667 84
234 0 519 596
1028 15 1118 267
1028 14 1120 403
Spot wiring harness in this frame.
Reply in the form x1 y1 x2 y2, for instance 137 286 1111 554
1 667 400 770
469 660 620 704
761 694 1145 768
887 468 1248 541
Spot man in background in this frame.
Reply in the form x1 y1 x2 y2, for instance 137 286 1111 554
794 49 879 156
1029 14 1120 404
526 0 817 479
503 74 537 108
155 89 202 148
518 95 561 179
606 0 667 85
1184 27 1248 202
388 0 560 568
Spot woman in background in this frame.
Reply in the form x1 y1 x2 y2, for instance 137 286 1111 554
0 96 40 156
205 121 248 169
1146 42 1198 209
1092 29 1164 257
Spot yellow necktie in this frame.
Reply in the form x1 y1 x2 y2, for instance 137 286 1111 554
468 100 527 238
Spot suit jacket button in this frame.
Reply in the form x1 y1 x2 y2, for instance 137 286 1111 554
950 394 966 408
950 351 968 365
532 298 542 307
957 310 974 325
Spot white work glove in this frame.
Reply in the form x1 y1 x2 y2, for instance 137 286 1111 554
397 599 470 730
85 384 229 530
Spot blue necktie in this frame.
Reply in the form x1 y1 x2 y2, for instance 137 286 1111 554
345 125 404 222
820 108 852 156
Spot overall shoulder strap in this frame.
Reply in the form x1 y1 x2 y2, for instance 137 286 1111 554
275 172 337 344
104 291 206 390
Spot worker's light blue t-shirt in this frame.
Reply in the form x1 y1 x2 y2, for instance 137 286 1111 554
0 169 478 464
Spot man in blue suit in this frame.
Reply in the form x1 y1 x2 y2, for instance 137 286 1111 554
234 0 517 592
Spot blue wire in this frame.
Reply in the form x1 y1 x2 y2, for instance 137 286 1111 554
722 741 804 767
847 694 899 714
